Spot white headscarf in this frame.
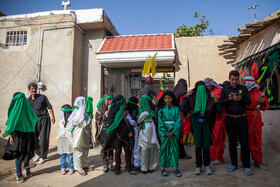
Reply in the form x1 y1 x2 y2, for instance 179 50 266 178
204 78 223 88
243 76 260 91
67 96 87 130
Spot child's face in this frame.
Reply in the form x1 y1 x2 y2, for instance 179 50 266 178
164 95 173 106
108 99 112 106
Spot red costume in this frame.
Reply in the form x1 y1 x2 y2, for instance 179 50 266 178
210 87 227 162
246 88 269 163
179 96 191 144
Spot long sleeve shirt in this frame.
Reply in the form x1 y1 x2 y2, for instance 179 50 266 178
220 84 251 115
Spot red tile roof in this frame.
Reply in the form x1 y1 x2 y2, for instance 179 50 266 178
99 34 173 52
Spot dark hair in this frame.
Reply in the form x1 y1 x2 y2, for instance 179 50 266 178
229 70 239 79
28 82 37 89
222 80 230 86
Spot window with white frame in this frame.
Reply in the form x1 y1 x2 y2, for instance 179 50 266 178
6 31 27 46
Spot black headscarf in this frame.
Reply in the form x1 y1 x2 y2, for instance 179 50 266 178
157 90 178 110
8 92 20 116
61 104 72 128
173 78 188 99
127 96 138 120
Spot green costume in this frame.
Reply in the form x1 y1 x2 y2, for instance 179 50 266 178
2 93 39 138
191 85 220 148
158 105 181 169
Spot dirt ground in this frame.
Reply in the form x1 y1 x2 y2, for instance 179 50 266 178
0 137 280 187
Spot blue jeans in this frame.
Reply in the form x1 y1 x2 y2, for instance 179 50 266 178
60 153 73 170
15 158 29 175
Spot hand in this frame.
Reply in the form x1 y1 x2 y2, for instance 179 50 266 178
9 136 14 145
233 94 241 101
169 132 174 138
210 92 219 103
128 132 133 138
258 96 265 105
62 121 65 125
105 110 109 115
187 91 193 96
165 132 170 137
229 92 234 100
51 117 56 124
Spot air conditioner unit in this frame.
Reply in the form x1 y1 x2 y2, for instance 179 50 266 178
130 74 141 89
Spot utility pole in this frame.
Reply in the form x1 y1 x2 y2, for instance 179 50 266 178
62 1 71 10
248 4 260 22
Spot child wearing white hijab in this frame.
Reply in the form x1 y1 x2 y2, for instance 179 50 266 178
67 96 93 176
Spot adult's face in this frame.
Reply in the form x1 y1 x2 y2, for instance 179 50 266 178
29 86 37 95
164 95 173 106
229 75 239 88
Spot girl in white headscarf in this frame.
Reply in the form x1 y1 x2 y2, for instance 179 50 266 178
67 96 93 176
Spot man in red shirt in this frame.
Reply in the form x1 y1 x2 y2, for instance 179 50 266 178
204 78 226 165
243 76 269 170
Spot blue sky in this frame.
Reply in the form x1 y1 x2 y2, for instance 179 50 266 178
0 0 279 36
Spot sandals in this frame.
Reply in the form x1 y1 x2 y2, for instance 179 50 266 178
244 168 253 175
161 169 168 177
173 169 182 177
227 165 238 172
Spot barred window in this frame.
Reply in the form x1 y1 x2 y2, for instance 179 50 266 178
6 31 27 46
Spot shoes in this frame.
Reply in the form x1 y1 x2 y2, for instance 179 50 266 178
103 165 109 173
22 167 32 177
131 166 140 174
244 168 254 175
147 169 153 173
173 169 182 177
141 170 147 175
126 168 132 174
161 169 168 177
78 170 87 176
68 170 74 175
16 174 25 183
38 158 45 165
213 159 224 165
254 162 267 170
204 166 212 175
83 165 94 172
195 167 201 175
179 154 192 159
115 170 121 175
33 154 40 162
89 144 93 149
109 164 115 172
61 170 66 175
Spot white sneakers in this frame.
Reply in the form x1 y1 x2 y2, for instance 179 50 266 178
195 166 213 175
33 154 40 162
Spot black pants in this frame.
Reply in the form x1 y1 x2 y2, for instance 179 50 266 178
101 145 114 166
34 116 51 159
225 116 251 168
115 145 132 171
179 143 187 158
195 147 210 167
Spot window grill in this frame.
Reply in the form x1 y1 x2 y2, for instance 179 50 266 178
6 31 27 46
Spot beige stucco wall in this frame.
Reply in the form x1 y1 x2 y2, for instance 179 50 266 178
236 22 280 154
0 15 81 145
175 36 234 87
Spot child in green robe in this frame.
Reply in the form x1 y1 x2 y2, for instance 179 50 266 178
157 90 182 177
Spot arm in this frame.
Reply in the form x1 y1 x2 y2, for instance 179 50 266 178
219 88 230 106
171 107 182 138
157 109 168 137
48 108 56 124
240 87 251 106
126 114 137 127
260 95 270 111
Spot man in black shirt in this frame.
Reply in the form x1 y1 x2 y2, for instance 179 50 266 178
28 82 55 164
220 70 253 175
